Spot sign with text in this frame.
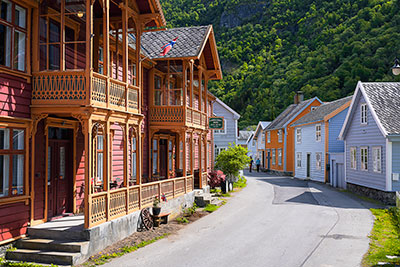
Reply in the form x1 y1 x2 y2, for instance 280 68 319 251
209 117 224 130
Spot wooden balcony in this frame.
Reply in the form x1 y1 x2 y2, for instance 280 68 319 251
89 175 194 228
32 71 139 114
149 106 208 130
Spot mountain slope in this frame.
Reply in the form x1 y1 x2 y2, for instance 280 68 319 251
160 0 400 128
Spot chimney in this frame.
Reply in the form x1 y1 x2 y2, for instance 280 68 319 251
294 91 304 104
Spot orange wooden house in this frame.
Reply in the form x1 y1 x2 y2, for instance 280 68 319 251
0 0 221 263
265 92 322 174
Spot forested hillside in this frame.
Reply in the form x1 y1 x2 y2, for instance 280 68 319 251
160 0 400 128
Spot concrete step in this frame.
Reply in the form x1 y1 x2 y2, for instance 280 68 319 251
6 249 81 266
210 198 224 206
17 238 89 253
27 227 90 241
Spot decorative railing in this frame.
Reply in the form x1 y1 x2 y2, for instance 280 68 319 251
202 172 208 188
31 71 139 113
32 71 87 105
88 175 195 228
149 106 207 129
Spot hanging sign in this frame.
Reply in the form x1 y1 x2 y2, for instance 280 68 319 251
209 117 224 130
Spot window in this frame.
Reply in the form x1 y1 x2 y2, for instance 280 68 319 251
360 146 368 171
278 130 283 143
154 75 163 105
152 139 158 175
361 104 368 125
372 146 381 173
296 128 302 143
214 120 226 134
95 135 104 184
278 149 282 166
130 135 137 184
0 127 25 198
272 149 276 165
262 132 265 143
267 131 270 143
316 152 322 171
350 147 357 170
311 106 317 111
0 1 27 71
296 152 302 168
215 147 226 159
252 139 256 146
315 124 321 142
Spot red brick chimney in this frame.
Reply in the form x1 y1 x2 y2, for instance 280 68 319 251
294 91 304 104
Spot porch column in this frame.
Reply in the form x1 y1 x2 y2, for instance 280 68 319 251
85 0 93 106
198 133 203 188
84 118 92 229
189 60 194 108
190 131 194 175
198 67 203 113
122 0 129 111
136 19 143 110
103 0 110 107
106 118 111 221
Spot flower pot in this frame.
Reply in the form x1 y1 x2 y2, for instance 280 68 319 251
152 207 161 216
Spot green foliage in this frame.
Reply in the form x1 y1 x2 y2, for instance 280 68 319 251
176 216 189 224
0 257 57 267
233 176 247 189
181 203 197 217
215 144 250 179
204 204 220 213
363 208 400 266
160 0 400 129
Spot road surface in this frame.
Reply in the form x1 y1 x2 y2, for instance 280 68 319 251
104 171 377 267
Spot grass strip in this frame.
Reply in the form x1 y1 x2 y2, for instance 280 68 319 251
0 257 57 267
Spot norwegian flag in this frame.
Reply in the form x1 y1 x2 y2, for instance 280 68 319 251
160 37 178 56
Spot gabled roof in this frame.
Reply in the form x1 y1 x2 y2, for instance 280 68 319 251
246 132 255 144
214 98 241 120
266 97 322 130
292 96 352 127
238 131 254 141
254 121 271 139
339 82 400 139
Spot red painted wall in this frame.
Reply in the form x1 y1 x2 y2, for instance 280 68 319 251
0 202 29 242
75 130 85 213
142 68 150 179
0 74 31 118
111 124 124 183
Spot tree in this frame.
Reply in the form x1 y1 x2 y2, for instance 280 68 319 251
215 144 250 181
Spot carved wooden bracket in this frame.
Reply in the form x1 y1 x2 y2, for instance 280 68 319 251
30 113 48 138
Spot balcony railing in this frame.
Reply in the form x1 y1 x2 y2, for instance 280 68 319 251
89 175 194 228
149 105 207 129
32 71 139 113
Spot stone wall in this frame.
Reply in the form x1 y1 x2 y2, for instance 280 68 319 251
347 183 395 205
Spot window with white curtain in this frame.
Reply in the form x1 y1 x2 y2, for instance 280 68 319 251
372 146 381 173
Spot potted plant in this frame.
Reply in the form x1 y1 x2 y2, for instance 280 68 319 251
153 196 161 216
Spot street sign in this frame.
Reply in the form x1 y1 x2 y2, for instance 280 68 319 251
209 117 224 130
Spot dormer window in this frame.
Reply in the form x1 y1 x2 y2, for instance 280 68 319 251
361 104 368 125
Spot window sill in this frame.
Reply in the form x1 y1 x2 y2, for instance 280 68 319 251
0 195 30 206
0 66 31 81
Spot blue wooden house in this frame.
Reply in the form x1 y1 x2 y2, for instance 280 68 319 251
292 96 352 183
339 82 400 204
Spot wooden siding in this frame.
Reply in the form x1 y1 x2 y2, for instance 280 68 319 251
75 130 85 212
265 129 284 171
213 101 238 149
328 108 348 153
0 202 29 242
391 142 400 191
294 124 325 182
0 74 31 118
344 93 387 191
111 125 124 182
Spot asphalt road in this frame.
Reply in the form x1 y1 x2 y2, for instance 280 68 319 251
104 171 377 267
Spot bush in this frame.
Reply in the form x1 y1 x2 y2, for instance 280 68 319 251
215 144 250 181
207 170 226 189
233 176 247 189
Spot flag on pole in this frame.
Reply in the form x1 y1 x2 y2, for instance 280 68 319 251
160 37 178 56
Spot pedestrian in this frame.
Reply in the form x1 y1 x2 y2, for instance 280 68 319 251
256 158 261 172
249 156 253 172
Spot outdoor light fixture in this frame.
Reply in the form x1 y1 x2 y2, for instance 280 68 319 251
77 11 84 18
392 58 400 76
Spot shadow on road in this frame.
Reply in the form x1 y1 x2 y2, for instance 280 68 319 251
243 170 384 210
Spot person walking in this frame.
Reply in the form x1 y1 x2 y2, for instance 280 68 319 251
249 156 254 172
256 158 261 172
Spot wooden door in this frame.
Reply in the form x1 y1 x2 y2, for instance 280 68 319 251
306 153 311 178
47 138 72 218
159 139 168 179
267 150 270 170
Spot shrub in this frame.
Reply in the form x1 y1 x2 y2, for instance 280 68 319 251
215 144 250 181
207 170 226 189
176 217 189 224
233 176 247 189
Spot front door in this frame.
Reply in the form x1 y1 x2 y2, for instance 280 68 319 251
159 139 168 179
47 127 73 219
267 150 270 170
306 153 311 178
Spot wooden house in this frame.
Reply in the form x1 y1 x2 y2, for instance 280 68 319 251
213 97 240 159
291 96 351 183
253 121 270 169
0 0 222 259
339 82 400 204
265 92 322 174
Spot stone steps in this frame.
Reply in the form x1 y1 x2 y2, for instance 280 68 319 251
17 238 89 253
6 248 81 266
195 193 222 207
27 227 90 241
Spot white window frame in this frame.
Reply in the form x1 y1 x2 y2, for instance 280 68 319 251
296 152 302 168
360 104 368 125
350 147 357 170
278 149 282 166
315 124 321 142
316 152 322 171
360 146 368 171
296 128 302 144
215 147 227 158
267 131 271 143
272 149 276 165
214 120 226 134
278 130 283 143
372 146 382 173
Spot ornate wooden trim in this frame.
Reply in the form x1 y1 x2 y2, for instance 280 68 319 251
30 114 48 138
